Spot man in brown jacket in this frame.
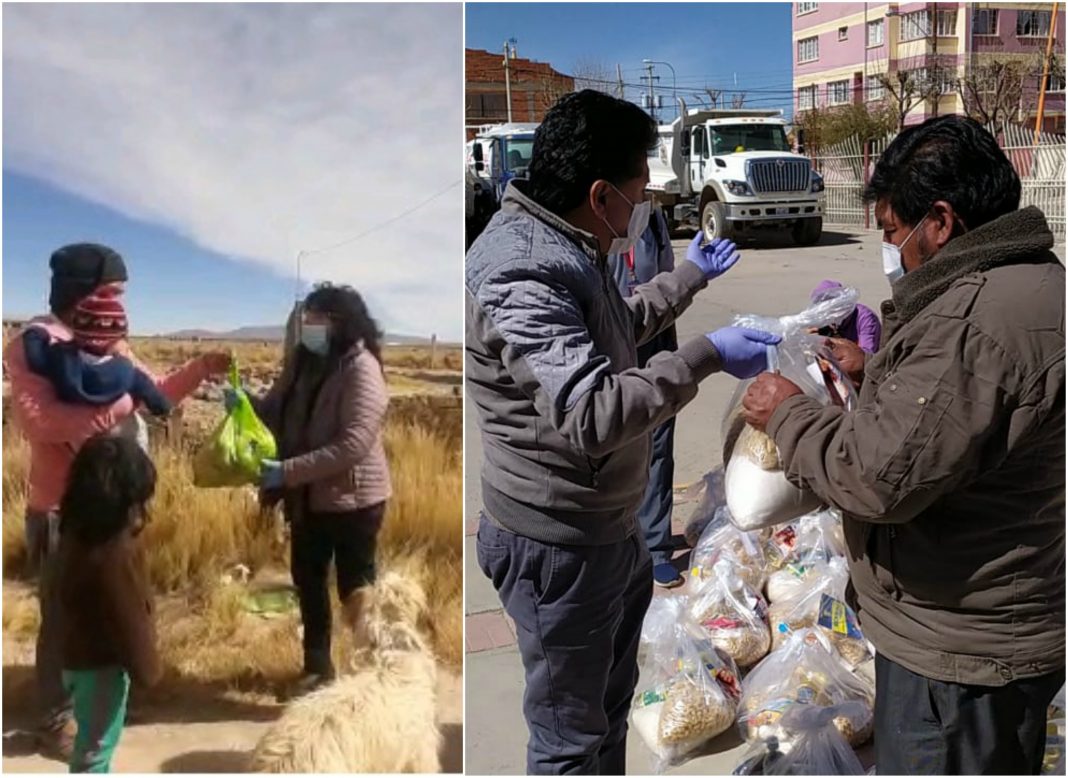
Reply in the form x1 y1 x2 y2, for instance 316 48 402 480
742 115 1065 774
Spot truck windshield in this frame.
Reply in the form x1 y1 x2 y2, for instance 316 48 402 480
502 137 534 172
708 124 790 154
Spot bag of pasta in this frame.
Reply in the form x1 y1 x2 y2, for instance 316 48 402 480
690 510 768 593
723 288 860 531
739 628 874 749
632 622 742 771
689 560 772 668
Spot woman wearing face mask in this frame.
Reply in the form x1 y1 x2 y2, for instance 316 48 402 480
229 283 391 694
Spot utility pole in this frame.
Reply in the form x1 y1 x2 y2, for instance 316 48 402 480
930 1 939 118
1034 2 1060 142
617 63 625 99
641 61 659 121
502 39 517 124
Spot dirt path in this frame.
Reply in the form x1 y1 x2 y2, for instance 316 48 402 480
2 671 462 773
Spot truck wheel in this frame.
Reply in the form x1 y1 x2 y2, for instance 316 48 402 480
702 200 734 242
792 217 823 246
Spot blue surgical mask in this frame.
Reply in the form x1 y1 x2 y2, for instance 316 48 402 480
300 323 330 355
882 216 927 285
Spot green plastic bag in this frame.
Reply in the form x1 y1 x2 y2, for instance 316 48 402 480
193 361 277 488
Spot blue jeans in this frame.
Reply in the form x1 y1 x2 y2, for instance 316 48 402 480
638 419 676 566
476 517 653 775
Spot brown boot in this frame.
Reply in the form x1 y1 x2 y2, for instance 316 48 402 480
36 719 76 764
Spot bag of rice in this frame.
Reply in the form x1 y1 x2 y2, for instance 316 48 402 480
632 622 743 771
738 628 875 748
722 288 860 531
689 560 772 668
690 510 768 593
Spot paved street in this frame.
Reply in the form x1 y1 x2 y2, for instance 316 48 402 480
463 226 1066 775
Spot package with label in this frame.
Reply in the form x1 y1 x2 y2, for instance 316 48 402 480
689 560 772 668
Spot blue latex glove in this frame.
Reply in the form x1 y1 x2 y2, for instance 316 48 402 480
260 459 284 490
685 233 741 280
707 327 782 379
222 385 241 412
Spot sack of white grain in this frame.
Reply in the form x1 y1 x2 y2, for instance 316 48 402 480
738 628 875 749
764 703 868 775
682 467 728 547
722 288 860 531
688 559 772 668
632 621 742 771
690 509 769 593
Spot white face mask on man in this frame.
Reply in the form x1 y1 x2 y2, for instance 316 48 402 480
882 215 928 285
601 183 651 255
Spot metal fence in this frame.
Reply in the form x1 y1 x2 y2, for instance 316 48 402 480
810 124 1066 241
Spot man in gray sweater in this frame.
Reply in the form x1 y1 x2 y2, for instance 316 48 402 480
466 89 778 774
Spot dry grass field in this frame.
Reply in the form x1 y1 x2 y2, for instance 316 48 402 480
2 337 462 732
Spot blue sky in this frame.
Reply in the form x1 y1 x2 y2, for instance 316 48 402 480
466 2 795 122
3 4 463 339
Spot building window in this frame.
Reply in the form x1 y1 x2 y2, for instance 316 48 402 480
936 10 958 36
939 69 958 94
797 36 819 63
798 85 817 110
900 10 932 41
1017 10 1052 37
797 2 819 15
867 19 885 47
906 68 931 91
828 80 850 105
838 26 849 41
866 76 886 102
972 8 999 35
466 92 508 121
1048 71 1066 93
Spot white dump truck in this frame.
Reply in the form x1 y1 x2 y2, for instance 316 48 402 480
647 104 825 245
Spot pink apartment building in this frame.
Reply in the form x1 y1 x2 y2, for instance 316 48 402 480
792 2 1066 132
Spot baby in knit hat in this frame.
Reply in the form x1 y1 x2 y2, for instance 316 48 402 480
22 243 171 417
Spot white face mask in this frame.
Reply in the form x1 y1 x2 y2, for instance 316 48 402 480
300 322 330 355
602 184 651 255
882 215 927 286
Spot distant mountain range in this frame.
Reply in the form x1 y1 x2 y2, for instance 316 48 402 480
161 326 449 347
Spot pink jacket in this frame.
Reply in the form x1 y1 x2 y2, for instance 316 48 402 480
4 317 212 513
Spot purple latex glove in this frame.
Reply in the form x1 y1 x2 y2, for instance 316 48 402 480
707 327 782 379
685 233 741 280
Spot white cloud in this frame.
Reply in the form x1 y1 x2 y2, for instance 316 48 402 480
2 3 464 339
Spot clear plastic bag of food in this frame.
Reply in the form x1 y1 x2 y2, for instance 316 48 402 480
682 467 728 547
689 560 772 668
640 593 689 666
764 524 800 572
722 288 860 531
739 628 874 748
1043 684 1066 775
765 558 871 669
690 509 768 593
793 509 846 563
632 621 743 771
764 703 868 775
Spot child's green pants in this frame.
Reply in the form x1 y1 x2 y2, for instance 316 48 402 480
62 666 130 773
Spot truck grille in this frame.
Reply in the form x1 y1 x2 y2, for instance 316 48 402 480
746 159 811 194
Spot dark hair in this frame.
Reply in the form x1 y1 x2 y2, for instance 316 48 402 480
60 434 156 545
303 283 383 367
863 114 1020 230
528 90 659 215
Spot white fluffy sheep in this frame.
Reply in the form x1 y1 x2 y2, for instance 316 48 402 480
250 572 441 773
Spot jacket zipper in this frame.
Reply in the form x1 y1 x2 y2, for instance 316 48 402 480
586 456 601 487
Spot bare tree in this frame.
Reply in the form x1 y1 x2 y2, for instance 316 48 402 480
879 63 943 130
702 87 722 109
730 92 747 109
571 58 617 95
956 55 1029 126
